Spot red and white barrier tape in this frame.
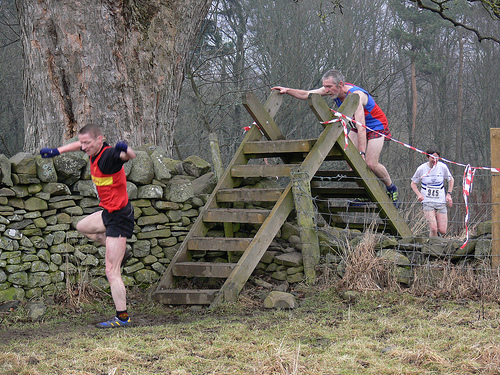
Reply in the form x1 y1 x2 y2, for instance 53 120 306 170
324 111 500 173
327 118 350 149
324 110 497 248
243 122 260 133
460 165 476 249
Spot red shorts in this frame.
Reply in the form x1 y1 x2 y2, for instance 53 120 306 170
351 126 391 141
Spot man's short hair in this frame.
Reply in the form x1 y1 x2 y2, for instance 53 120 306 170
322 69 345 85
426 148 440 157
79 123 103 139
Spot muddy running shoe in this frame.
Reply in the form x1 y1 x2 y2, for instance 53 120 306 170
121 248 132 267
96 316 131 329
387 186 401 209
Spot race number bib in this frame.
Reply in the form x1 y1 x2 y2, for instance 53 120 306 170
424 187 444 202
426 188 440 198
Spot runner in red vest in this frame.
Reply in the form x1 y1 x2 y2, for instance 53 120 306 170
272 69 400 208
41 124 136 328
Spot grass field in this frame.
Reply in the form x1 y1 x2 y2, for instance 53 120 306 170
2 230 500 375
2 279 500 375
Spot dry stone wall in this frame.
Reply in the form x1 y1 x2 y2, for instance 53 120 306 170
0 147 219 302
0 146 493 302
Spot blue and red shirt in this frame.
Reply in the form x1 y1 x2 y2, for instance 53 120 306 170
334 84 390 135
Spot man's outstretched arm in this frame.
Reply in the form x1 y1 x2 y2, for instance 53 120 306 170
271 86 326 100
40 141 82 158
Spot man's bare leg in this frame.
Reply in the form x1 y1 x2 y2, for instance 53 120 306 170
105 236 127 311
424 210 439 237
365 137 392 187
436 211 448 236
76 211 106 246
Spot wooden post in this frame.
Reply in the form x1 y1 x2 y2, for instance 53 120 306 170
209 132 234 258
291 167 320 284
209 132 224 182
491 128 500 268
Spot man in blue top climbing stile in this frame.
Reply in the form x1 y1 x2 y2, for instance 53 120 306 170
272 69 400 208
40 123 136 328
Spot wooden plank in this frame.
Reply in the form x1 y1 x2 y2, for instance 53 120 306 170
231 164 294 178
491 128 500 268
311 186 369 198
217 188 284 202
187 237 252 252
264 89 283 118
153 289 219 305
244 139 343 160
210 185 295 307
244 139 315 155
172 262 237 278
244 141 345 163
242 92 285 141
203 208 270 224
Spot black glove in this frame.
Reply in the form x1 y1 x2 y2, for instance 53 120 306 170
115 141 128 152
40 148 60 158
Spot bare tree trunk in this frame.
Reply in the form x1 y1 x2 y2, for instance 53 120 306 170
410 58 417 160
16 0 211 154
456 32 464 161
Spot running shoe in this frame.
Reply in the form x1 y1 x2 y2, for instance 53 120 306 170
96 316 131 329
387 186 401 209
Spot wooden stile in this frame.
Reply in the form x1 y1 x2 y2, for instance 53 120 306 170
152 90 412 308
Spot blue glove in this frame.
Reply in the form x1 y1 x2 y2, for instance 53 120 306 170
115 141 128 152
40 148 60 158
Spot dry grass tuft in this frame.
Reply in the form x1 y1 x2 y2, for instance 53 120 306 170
392 346 450 367
409 261 500 301
314 262 341 290
256 340 305 375
402 201 429 236
339 228 399 292
55 268 107 309
473 344 500 374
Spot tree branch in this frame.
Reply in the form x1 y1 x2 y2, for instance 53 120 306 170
412 0 500 44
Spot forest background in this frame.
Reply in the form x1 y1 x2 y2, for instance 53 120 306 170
0 0 499 234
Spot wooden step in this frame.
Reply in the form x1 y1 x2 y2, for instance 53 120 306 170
187 237 252 252
153 289 219 305
311 186 369 199
172 262 237 278
244 139 315 157
244 139 344 160
231 164 295 178
217 188 284 202
203 208 271 224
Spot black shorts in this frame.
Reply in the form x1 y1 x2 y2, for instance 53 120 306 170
101 202 134 238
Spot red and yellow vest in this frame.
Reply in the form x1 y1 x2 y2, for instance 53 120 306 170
90 145 128 212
